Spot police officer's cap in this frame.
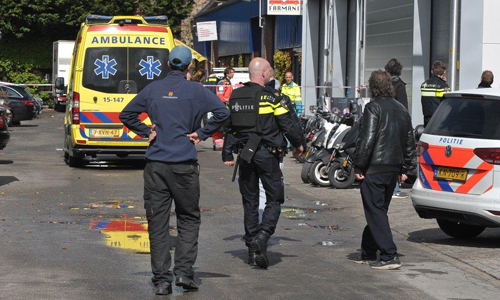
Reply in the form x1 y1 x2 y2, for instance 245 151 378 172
169 46 192 67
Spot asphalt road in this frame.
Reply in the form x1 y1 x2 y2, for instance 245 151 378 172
1 110 499 300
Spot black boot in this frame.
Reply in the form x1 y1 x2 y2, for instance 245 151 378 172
248 248 257 266
250 230 270 269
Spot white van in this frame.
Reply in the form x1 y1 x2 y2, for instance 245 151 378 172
208 67 250 87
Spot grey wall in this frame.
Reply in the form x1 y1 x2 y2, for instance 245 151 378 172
459 0 484 90
364 0 414 89
431 0 451 66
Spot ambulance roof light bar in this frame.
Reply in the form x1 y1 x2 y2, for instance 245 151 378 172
85 15 168 25
86 15 113 24
143 16 169 25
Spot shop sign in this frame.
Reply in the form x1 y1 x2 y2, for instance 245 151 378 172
268 0 302 15
197 21 218 42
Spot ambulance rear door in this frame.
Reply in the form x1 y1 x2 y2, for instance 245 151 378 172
79 27 171 143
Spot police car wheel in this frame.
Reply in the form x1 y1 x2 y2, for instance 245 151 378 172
328 162 355 189
301 162 313 183
436 219 485 239
309 160 330 187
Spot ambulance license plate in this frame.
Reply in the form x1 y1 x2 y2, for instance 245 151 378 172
90 129 120 138
434 166 468 182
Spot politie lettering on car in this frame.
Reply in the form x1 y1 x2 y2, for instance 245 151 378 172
60 15 201 167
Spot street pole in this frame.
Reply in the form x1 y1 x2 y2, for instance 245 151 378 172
449 0 459 91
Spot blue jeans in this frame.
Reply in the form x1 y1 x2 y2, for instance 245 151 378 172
393 181 400 194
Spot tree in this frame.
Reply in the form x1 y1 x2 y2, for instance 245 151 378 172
0 0 195 82
0 0 195 40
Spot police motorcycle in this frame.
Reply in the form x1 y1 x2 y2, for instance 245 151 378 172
326 102 359 189
307 107 355 187
292 114 316 163
327 122 359 188
300 106 336 183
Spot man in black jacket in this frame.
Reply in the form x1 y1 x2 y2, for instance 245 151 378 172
478 70 494 88
353 70 415 270
384 58 408 109
385 58 409 199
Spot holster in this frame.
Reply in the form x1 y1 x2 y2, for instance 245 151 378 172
239 133 262 163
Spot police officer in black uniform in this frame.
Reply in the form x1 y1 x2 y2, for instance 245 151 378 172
421 61 450 127
222 58 304 269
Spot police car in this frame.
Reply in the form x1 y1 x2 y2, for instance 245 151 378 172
412 88 500 239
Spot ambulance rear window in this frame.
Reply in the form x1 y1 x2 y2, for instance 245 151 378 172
425 98 500 140
82 47 170 94
129 48 170 92
83 48 127 93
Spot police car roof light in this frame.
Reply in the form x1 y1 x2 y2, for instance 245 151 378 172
86 15 113 24
143 16 169 25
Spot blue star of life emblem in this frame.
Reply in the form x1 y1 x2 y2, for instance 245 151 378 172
94 55 117 79
139 56 162 80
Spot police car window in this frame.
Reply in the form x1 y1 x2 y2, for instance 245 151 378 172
425 98 500 139
82 48 127 93
129 48 170 92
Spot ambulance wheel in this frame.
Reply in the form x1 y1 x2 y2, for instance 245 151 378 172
308 160 330 187
436 219 485 239
301 162 313 183
68 154 83 168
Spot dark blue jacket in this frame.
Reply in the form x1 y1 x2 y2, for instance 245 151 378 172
120 71 229 162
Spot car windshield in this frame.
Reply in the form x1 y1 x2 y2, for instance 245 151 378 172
82 47 170 93
425 97 500 140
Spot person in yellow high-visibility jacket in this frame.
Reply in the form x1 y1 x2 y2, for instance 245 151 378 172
281 71 302 116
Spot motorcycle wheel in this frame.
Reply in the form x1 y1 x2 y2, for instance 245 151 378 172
308 160 331 187
301 162 313 183
328 162 355 189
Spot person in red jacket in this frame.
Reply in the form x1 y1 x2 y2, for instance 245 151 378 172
213 67 234 150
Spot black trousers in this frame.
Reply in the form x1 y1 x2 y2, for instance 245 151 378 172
238 147 284 246
359 172 398 262
143 161 200 285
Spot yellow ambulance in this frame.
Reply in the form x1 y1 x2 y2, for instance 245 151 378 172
60 15 175 167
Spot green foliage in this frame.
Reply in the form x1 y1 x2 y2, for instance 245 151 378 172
0 0 195 86
273 50 292 84
38 91 52 107
238 54 244 68
231 56 235 67
0 0 195 40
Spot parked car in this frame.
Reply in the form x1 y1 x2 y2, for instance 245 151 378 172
0 107 10 150
0 84 37 125
412 88 500 239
